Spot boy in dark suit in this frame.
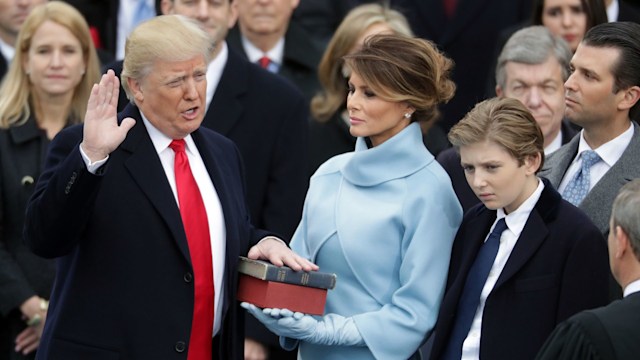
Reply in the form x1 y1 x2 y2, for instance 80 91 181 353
430 97 609 360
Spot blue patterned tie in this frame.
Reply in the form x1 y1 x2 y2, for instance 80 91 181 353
562 150 601 206
442 218 508 360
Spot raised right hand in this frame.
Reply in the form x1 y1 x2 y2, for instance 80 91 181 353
81 70 135 162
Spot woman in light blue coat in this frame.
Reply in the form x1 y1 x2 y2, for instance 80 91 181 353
244 34 463 359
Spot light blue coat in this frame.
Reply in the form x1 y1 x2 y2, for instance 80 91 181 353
290 123 462 359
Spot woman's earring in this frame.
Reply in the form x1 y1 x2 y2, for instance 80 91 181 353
404 113 412 119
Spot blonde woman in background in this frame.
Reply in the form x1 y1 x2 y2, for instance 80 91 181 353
0 2 100 358
308 3 413 176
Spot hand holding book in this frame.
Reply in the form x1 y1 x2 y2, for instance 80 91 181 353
241 302 364 347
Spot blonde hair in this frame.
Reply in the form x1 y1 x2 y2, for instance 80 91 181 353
343 34 455 124
448 97 545 172
311 3 412 122
121 15 215 101
0 1 101 129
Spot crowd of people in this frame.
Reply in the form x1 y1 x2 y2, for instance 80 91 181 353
1 1 640 360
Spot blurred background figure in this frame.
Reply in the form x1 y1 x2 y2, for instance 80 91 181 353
486 0 607 98
228 0 322 104
62 0 156 61
604 0 640 22
291 0 358 50
440 26 577 212
308 3 414 176
391 0 534 144
0 2 101 359
0 0 47 82
536 179 640 360
531 0 608 52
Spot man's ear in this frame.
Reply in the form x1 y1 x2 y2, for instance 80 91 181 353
615 225 630 259
495 85 503 97
128 77 144 103
524 153 542 175
618 85 640 112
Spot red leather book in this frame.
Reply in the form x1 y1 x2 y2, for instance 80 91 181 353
237 274 328 315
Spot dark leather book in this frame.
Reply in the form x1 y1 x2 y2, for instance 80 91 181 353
237 256 337 289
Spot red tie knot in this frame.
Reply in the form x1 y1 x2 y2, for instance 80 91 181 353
259 56 271 69
169 139 186 153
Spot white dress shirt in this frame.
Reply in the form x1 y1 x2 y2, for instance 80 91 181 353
623 278 640 297
0 37 15 65
461 179 545 360
544 129 563 155
558 123 634 194
607 0 620 22
205 42 228 111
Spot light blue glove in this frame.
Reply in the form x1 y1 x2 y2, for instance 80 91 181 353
241 302 364 347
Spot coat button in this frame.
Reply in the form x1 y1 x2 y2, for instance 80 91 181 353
183 273 193 282
175 341 186 353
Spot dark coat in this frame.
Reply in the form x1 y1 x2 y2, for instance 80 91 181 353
430 180 609 360
24 105 269 359
536 292 640 360
0 117 56 360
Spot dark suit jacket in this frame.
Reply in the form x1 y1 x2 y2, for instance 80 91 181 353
205 48 308 240
430 180 609 360
618 1 640 22
392 0 533 132
536 292 640 360
0 117 56 360
438 120 578 213
227 21 322 104
24 105 269 359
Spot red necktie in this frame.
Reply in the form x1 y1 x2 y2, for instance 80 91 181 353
258 56 271 69
443 0 458 18
169 139 214 360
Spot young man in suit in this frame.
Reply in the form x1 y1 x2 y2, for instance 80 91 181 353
23 15 314 359
536 179 640 360
228 0 322 103
438 26 578 212
430 97 609 360
539 21 640 237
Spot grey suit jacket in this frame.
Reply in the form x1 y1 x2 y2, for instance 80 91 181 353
539 122 640 235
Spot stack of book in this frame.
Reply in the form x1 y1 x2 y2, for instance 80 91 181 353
237 256 337 315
